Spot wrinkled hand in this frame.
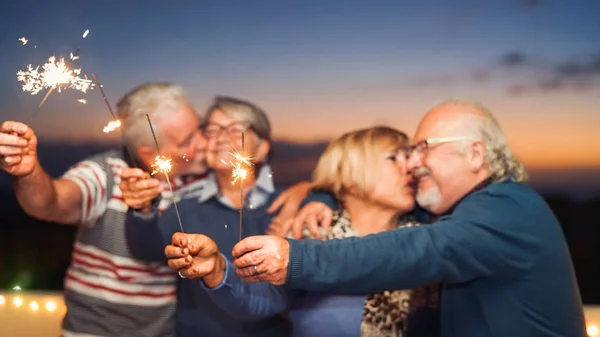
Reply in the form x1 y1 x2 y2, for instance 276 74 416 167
0 121 38 176
285 201 333 240
165 232 225 288
266 181 313 236
119 168 162 213
232 235 289 285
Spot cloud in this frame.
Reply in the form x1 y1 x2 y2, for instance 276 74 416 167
502 50 600 96
358 49 600 96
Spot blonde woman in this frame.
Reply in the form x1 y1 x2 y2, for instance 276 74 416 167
165 126 441 337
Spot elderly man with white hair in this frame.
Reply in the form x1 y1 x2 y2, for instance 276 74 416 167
0 83 311 337
170 99 587 337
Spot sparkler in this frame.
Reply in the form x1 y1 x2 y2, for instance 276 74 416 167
220 132 254 241
16 48 93 108
18 37 28 45
146 114 185 234
91 73 137 164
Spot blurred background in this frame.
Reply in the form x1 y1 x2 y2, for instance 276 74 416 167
1 0 599 336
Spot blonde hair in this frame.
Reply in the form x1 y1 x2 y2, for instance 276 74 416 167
116 83 191 149
313 126 409 200
435 99 528 182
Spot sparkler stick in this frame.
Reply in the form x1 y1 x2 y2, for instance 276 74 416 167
220 136 253 240
90 73 138 165
146 114 185 234
239 132 245 241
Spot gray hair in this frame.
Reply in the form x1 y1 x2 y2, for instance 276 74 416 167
205 96 272 142
116 83 191 149
435 99 528 182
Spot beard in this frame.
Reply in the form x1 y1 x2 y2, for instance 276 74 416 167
413 167 443 211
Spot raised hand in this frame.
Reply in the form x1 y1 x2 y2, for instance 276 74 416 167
0 121 38 176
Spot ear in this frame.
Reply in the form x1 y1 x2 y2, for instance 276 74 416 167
468 140 486 172
254 138 271 163
137 146 156 169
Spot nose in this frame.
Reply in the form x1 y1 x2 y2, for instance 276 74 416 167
406 150 422 173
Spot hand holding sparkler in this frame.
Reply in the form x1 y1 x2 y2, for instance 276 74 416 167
120 168 162 213
0 121 38 176
165 232 226 287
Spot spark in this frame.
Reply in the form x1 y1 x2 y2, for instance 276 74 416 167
18 37 28 45
16 55 93 96
77 98 87 104
151 155 172 176
102 119 121 133
221 149 253 184
82 29 90 38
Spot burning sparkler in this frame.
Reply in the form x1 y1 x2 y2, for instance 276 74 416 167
146 114 184 233
102 119 121 133
151 155 172 175
77 98 87 104
221 149 254 185
91 73 137 165
17 49 93 107
18 37 28 45
219 133 254 240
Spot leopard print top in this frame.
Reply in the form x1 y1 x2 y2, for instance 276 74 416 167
301 208 440 337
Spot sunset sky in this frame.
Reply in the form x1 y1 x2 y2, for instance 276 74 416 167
1 0 599 170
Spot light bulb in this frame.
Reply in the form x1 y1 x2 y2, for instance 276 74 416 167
29 301 39 311
13 297 23 307
45 301 57 312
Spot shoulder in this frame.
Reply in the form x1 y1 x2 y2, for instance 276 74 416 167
454 180 554 230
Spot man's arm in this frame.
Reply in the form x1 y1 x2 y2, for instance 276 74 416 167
202 258 290 320
14 159 108 225
125 207 169 262
301 190 336 209
286 190 538 292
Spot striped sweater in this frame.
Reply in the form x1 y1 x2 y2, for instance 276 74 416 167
59 148 206 337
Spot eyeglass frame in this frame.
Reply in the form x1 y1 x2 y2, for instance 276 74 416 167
407 136 477 158
201 121 252 139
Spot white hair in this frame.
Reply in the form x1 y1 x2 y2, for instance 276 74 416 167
116 83 190 149
436 99 528 182
206 96 272 142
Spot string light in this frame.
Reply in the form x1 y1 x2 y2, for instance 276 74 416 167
589 324 599 337
29 301 39 311
13 297 23 307
45 300 57 312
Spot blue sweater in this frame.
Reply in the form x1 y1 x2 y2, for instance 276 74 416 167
127 190 291 337
285 181 587 337
203 257 439 337
126 190 336 337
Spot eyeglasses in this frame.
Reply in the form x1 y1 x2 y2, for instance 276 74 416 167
408 136 475 158
202 122 249 138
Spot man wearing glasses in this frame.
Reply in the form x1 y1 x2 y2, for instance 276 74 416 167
200 99 586 337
